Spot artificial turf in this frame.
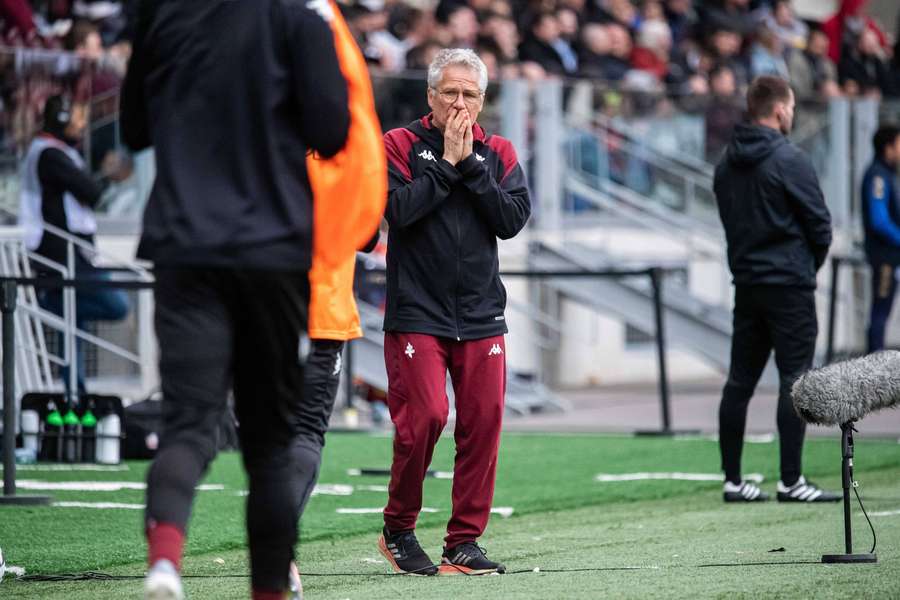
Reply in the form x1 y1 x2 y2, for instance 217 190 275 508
1 431 899 598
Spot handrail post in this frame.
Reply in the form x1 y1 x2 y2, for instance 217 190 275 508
2 279 17 496
826 256 840 364
650 267 672 433
0 278 50 505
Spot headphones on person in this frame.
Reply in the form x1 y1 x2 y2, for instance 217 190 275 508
43 94 73 136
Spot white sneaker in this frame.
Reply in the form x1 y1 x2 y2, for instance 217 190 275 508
723 479 769 502
289 561 303 600
144 559 184 600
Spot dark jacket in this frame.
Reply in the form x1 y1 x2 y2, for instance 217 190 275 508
120 0 350 269
35 146 104 270
862 157 900 265
519 36 567 76
383 115 531 340
714 123 832 289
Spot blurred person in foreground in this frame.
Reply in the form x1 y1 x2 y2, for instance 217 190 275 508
714 76 839 505
861 125 900 353
377 48 530 576
120 0 383 598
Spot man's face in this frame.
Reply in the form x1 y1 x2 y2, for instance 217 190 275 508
447 7 478 46
808 31 828 56
64 103 88 141
775 91 795 135
886 136 900 167
427 64 484 131
534 15 560 43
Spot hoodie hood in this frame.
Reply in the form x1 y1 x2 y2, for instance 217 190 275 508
725 123 788 167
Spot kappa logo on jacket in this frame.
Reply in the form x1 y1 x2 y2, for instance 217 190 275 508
405 342 415 358
488 344 503 356
475 152 486 162
418 150 436 162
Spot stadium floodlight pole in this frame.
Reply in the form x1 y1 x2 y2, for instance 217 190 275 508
821 421 877 564
0 278 50 505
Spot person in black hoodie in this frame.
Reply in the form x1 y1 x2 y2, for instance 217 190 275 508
714 76 839 505
119 1 350 598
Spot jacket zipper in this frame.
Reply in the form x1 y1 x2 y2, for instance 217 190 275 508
454 199 462 341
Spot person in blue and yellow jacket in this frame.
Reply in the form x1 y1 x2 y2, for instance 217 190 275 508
862 125 900 352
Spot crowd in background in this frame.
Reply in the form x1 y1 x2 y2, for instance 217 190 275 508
2 0 900 161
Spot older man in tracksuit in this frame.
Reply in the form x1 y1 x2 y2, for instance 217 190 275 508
377 48 531 576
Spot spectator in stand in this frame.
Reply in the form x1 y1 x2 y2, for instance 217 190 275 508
435 2 479 48
788 27 840 100
705 64 744 161
631 19 672 82
556 6 580 50
665 0 696 46
708 27 750 88
519 11 577 76
700 0 757 37
750 26 789 79
1 0 34 39
581 22 633 81
579 22 612 79
839 27 889 98
482 12 520 63
597 0 639 30
887 15 900 97
762 0 807 51
823 0 889 64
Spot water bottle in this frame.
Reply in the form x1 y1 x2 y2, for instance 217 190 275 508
63 407 81 463
97 412 120 464
40 402 63 462
80 402 98 463
21 408 40 454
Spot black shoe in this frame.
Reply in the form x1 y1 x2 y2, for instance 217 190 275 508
440 542 506 575
378 527 438 575
777 476 842 503
723 480 769 502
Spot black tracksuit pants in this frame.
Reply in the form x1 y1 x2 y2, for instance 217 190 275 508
719 285 817 486
145 268 341 591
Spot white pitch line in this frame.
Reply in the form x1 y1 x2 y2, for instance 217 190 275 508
336 507 440 515
16 480 225 492
0 464 129 472
53 501 145 510
312 484 354 496
491 507 514 518
357 485 389 492
595 472 764 483
867 509 900 517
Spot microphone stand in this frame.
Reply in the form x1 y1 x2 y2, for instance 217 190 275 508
821 421 876 564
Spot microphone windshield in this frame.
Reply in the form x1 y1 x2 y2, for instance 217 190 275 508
791 351 900 426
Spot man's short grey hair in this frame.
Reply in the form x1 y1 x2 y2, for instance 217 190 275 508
427 48 489 93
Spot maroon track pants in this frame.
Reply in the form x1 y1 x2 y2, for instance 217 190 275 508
382 332 506 548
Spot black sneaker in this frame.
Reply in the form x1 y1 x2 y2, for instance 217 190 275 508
440 542 506 576
777 476 841 503
723 480 769 502
377 527 438 575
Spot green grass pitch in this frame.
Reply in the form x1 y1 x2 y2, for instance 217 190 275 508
1 432 899 598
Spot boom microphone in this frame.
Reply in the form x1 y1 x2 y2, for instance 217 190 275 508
791 351 900 426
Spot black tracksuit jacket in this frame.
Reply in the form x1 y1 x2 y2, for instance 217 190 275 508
714 123 832 289
119 0 349 270
383 115 531 340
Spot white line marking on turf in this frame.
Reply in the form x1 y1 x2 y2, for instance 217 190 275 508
0 464 129 472
335 507 440 514
53 501 145 510
312 484 354 496
867 509 900 517
16 480 224 492
491 506 514 518
594 472 764 483
357 485 389 492
681 434 774 444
